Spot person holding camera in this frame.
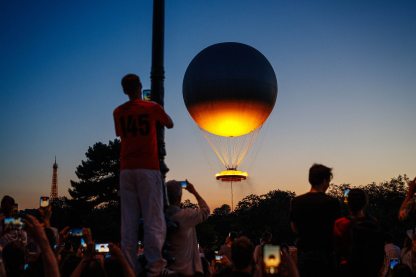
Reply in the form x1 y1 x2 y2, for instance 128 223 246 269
70 227 135 277
0 196 27 250
253 231 273 274
113 73 174 276
165 180 210 276
215 236 255 277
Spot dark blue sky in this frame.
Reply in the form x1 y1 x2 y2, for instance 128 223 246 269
1 0 415 209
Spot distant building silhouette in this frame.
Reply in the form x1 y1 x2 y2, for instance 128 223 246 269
50 157 58 200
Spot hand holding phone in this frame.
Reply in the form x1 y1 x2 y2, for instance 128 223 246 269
343 188 350 197
80 238 87 248
214 250 223 263
184 180 197 195
142 89 151 101
95 243 110 253
263 244 281 274
109 243 124 259
40 196 50 208
180 180 188 189
343 188 350 204
389 258 399 270
4 217 25 231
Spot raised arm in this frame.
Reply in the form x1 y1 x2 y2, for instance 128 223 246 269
186 181 210 219
154 104 174 129
109 243 135 277
25 215 60 277
39 205 52 228
70 228 95 277
161 113 173 129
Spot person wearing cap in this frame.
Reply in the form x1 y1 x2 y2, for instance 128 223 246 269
113 73 174 276
165 180 210 276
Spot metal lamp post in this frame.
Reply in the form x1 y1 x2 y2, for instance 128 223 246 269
150 0 169 180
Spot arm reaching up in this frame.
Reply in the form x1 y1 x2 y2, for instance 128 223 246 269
186 181 210 217
109 243 135 277
25 215 60 277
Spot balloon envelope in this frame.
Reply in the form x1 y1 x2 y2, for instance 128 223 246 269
183 42 278 137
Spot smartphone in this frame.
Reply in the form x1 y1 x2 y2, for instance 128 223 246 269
389 258 400 270
95 243 110 253
142 89 151 101
343 188 350 197
4 217 14 231
180 180 188 189
214 250 222 262
4 217 25 230
80 238 87 248
69 228 83 237
343 188 350 204
40 196 50 207
263 244 281 274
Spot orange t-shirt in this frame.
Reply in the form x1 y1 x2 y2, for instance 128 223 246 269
113 99 171 170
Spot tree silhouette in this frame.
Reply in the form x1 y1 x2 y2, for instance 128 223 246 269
197 190 296 248
69 139 120 209
180 199 198 209
57 139 416 247
66 139 121 240
212 204 231 216
233 190 295 244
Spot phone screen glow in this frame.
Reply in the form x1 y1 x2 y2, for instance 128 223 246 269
95 243 110 253
263 244 281 273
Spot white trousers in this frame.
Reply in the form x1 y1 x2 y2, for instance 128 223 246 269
120 169 167 276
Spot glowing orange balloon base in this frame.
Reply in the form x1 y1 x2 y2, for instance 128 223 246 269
215 169 248 182
187 100 273 137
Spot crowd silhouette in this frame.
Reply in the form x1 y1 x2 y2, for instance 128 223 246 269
1 170 416 277
1 75 415 276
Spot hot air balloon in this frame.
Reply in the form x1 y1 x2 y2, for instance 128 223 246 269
183 42 277 184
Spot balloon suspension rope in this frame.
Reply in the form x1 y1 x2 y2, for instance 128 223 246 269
231 181 234 212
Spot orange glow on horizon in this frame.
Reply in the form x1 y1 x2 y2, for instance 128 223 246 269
187 100 273 137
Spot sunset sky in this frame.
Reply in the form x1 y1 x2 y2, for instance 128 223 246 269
1 0 415 210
